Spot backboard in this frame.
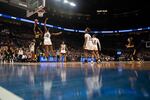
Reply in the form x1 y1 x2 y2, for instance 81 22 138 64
146 41 150 48
7 0 28 9
3 0 46 17
26 0 46 17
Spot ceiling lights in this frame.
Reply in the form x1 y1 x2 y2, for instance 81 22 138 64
69 2 76 7
64 0 76 7
64 0 69 3
55 0 76 7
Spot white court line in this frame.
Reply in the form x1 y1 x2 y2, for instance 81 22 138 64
0 86 23 100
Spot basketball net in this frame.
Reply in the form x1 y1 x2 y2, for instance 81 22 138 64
37 8 45 17
26 0 46 17
26 6 45 17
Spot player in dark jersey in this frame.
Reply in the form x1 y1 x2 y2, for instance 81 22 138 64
125 37 136 61
33 19 43 55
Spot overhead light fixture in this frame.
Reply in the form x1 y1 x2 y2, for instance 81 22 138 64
64 0 69 4
70 2 76 7
56 0 76 7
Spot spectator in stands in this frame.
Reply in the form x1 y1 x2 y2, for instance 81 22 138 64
0 52 3 63
7 47 14 63
18 48 23 61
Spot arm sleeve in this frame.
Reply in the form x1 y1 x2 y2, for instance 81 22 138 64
44 33 46 39
98 39 101 51
84 34 87 39
51 32 62 35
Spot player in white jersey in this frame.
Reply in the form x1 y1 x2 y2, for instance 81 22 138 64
59 41 68 62
83 27 93 63
29 40 35 53
44 18 62 57
91 34 101 63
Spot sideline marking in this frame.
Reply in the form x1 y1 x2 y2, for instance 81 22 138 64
0 87 23 100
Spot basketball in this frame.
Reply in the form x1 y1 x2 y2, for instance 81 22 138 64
34 19 38 22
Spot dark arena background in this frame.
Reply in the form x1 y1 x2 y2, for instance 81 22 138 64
0 0 150 100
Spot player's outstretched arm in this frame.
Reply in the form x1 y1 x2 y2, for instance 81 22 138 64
33 19 38 34
52 32 62 36
38 27 43 35
44 18 48 32
98 39 101 51
83 36 87 48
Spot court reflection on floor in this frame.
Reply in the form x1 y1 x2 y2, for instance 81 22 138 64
0 62 150 100
84 64 102 99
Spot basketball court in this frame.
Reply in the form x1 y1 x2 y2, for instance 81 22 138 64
0 62 150 100
0 0 150 100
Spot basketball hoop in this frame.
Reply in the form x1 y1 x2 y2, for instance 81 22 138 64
37 9 45 17
26 0 46 17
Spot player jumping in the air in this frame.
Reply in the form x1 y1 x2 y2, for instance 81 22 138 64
44 18 62 57
33 19 43 55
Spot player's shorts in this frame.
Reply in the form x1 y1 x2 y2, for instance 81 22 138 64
84 41 93 50
44 39 52 45
92 45 98 51
60 50 66 54
30 48 34 53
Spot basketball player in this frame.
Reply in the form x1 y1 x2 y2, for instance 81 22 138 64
83 27 93 63
44 18 62 57
59 41 68 62
29 40 35 53
91 34 101 63
125 37 136 61
29 40 35 60
33 19 43 55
